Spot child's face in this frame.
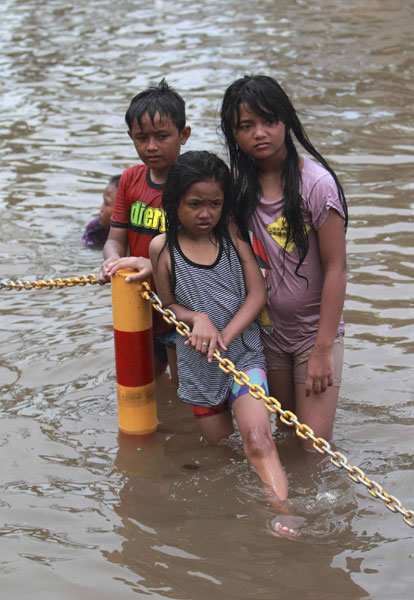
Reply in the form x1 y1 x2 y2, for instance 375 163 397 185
177 179 224 238
232 103 287 164
99 183 117 228
128 112 190 183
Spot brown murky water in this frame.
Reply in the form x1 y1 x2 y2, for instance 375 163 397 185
1 0 413 598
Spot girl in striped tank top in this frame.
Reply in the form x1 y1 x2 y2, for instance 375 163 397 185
150 150 292 517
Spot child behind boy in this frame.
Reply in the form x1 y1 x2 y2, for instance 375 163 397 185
82 175 121 247
97 79 191 380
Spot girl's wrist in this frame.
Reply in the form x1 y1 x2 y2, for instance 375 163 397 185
191 311 210 325
220 332 229 347
313 339 334 353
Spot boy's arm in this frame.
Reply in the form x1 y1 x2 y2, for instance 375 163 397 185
149 236 226 360
97 227 128 284
220 222 267 348
103 227 128 261
98 226 153 284
97 171 153 284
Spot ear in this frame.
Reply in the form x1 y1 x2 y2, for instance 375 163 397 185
180 125 191 145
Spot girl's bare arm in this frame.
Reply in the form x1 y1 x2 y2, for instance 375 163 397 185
306 208 346 394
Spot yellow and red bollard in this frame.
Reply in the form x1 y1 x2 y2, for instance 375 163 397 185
111 269 157 435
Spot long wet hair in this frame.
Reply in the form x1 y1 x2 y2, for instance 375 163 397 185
220 75 348 277
162 150 231 251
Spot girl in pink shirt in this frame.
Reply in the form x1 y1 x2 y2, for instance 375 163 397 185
220 75 348 452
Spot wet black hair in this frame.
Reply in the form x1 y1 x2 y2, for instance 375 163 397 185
125 78 186 132
220 75 348 278
162 150 231 249
109 174 121 187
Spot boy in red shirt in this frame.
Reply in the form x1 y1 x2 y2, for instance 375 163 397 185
98 79 191 381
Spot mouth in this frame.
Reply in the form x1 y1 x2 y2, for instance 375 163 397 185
254 142 269 150
197 223 211 229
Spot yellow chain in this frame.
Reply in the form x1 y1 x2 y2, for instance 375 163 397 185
141 281 414 529
0 275 98 290
3 274 412 526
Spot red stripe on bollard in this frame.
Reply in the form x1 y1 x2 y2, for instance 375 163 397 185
113 328 155 388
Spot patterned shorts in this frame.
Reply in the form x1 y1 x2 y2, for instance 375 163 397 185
191 368 268 419
153 330 177 363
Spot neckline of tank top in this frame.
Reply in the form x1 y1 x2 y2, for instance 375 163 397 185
174 236 225 270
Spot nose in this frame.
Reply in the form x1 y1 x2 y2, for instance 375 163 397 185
253 124 266 139
199 206 210 219
147 136 158 151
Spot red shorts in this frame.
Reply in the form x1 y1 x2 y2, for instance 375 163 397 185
191 401 230 419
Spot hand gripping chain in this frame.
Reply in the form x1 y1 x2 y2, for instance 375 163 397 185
141 281 414 529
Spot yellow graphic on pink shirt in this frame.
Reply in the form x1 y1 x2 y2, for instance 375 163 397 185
257 305 273 330
266 216 310 254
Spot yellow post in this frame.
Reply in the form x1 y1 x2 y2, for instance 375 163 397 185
111 269 157 435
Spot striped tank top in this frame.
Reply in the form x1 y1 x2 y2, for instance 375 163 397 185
171 236 265 407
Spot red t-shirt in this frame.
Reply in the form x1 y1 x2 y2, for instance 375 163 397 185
110 164 170 336
110 164 165 256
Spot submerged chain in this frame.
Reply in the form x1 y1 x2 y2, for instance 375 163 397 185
141 281 414 528
0 275 98 290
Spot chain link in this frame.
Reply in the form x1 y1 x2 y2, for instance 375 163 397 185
141 281 414 529
0 275 98 291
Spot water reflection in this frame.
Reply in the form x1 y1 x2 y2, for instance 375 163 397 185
107 397 372 599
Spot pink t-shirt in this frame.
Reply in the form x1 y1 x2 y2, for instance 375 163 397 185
250 156 345 356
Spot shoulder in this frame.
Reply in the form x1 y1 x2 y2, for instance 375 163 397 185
82 217 105 246
301 157 339 207
123 164 147 176
119 164 148 186
301 157 336 192
227 220 254 261
301 157 345 225
149 234 171 274
149 232 167 253
85 216 101 231
227 220 243 246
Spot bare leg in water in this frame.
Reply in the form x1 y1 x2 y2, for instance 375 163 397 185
197 395 299 538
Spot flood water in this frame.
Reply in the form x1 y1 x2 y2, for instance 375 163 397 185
0 0 413 598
